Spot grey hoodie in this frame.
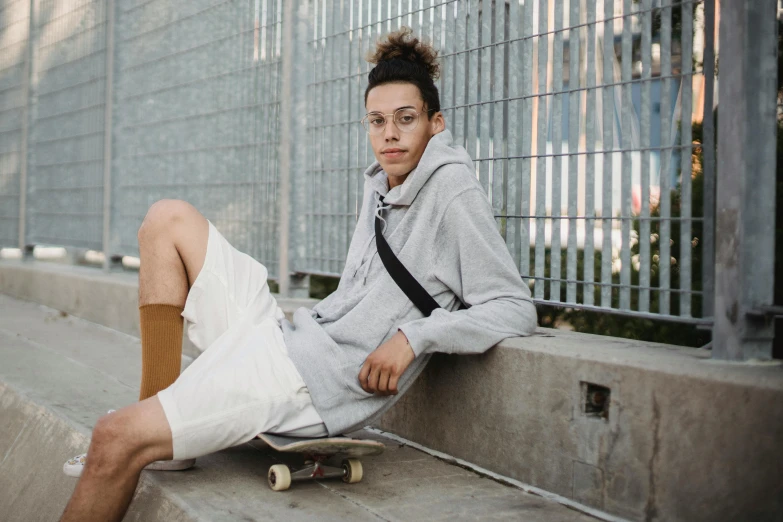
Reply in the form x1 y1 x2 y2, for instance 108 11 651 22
282 129 538 435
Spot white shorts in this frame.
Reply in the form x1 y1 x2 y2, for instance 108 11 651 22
157 220 327 460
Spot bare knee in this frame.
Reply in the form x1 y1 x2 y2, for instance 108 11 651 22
138 199 199 244
87 413 140 475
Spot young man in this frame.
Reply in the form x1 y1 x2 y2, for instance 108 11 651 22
59 27 537 521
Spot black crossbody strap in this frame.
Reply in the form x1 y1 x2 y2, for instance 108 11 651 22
375 196 441 317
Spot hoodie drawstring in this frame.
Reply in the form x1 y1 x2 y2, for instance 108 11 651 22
352 193 391 285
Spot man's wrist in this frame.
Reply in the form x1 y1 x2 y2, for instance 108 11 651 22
397 329 415 357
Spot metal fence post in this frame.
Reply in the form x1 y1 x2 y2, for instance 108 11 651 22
289 0 311 299
277 0 295 297
102 0 116 273
18 0 35 253
277 0 311 298
713 0 778 360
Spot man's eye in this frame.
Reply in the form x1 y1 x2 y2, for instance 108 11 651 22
370 118 385 126
399 115 415 123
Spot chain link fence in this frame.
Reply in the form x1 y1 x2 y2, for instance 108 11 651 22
0 0 730 325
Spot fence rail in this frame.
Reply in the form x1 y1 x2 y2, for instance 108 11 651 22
0 0 772 340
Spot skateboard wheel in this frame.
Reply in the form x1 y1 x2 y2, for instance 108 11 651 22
342 459 363 484
268 464 291 491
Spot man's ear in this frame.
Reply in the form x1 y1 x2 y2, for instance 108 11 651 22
431 112 445 134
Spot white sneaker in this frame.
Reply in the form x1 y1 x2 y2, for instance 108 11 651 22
62 453 196 477
62 409 195 478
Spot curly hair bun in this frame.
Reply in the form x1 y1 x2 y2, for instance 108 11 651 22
366 26 440 80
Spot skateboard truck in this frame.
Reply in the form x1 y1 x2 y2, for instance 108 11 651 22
268 455 362 491
257 433 382 491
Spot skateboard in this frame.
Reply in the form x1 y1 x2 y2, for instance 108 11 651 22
256 433 385 491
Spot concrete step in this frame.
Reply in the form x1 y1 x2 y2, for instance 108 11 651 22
0 293 601 522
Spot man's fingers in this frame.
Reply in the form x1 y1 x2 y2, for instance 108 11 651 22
366 365 381 393
358 363 369 392
377 371 391 395
358 361 370 384
388 374 400 395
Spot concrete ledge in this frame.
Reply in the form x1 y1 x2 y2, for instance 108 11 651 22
2 260 782 521
379 333 783 521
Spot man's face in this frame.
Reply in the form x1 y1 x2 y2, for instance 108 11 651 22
365 83 444 185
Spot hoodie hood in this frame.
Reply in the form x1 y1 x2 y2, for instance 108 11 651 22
362 129 474 206
352 129 474 284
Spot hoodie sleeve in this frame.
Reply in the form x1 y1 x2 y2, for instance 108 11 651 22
397 187 538 356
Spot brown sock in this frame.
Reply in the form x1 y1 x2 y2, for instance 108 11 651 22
138 304 185 401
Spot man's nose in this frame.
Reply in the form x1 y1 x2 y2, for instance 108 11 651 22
383 119 400 141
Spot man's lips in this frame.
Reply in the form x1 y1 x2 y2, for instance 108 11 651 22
382 149 406 158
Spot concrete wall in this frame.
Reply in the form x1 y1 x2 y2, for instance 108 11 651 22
2 260 782 521
378 334 783 521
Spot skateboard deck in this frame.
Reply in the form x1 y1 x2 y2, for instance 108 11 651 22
256 433 385 491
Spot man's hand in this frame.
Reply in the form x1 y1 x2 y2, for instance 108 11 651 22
358 330 415 396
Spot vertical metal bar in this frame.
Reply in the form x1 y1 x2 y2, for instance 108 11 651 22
714 0 777 360
432 0 441 60
467 0 479 171
321 1 331 273
343 0 355 274
701 0 716 319
259 0 270 267
102 0 116 272
269 0 280 273
363 0 373 180
432 0 453 128
278 0 295 295
18 0 34 253
355 0 363 246
290 0 313 284
566 0 580 304
478 0 491 194
411 0 420 34
659 0 672 315
492 0 506 241
583 0 596 306
550 0 563 302
333 1 345 274
391 0 399 31
600 0 613 308
308 0 320 272
307 0 316 272
619 0 632 309
507 0 520 264
453 0 467 147
441 0 454 132
678 1 693 317
304 0 312 271
272 0 281 269
533 0 548 300
322 0 330 274
330 0 338 274
518 0 534 281
639 0 652 312
324 1 335 273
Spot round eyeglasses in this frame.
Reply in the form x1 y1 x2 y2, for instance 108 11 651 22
361 107 435 135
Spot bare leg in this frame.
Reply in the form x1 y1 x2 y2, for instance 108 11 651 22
61 200 209 520
137 199 210 307
60 398 173 522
